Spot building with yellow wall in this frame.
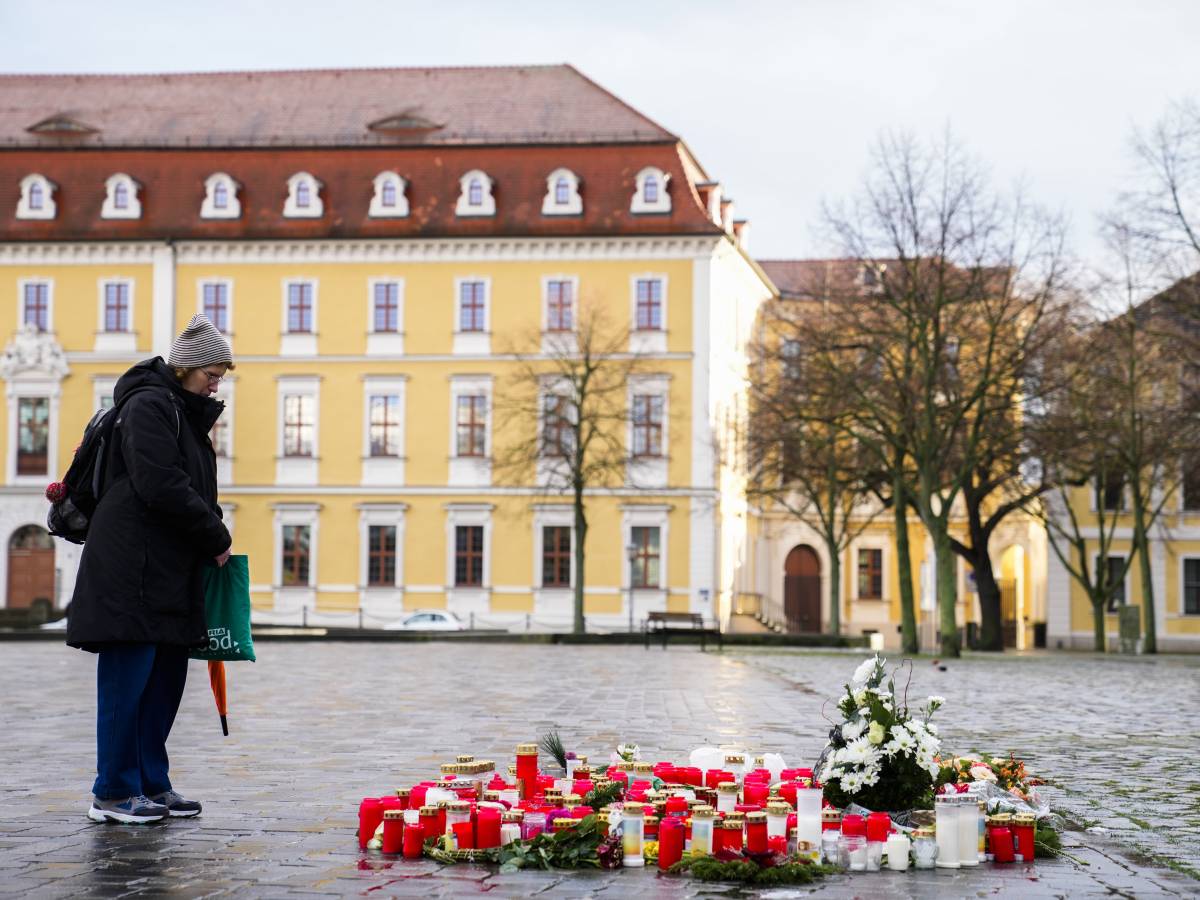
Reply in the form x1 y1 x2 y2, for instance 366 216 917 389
0 66 772 630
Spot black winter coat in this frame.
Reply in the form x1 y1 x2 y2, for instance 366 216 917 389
67 358 231 651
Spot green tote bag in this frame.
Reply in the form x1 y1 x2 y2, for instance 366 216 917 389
190 554 256 662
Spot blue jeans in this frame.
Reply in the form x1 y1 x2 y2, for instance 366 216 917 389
93 643 189 800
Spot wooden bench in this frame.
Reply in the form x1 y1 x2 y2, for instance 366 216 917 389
643 611 722 651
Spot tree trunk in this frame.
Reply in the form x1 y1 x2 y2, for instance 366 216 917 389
934 528 961 657
827 544 842 636
572 491 587 635
1131 491 1157 654
893 480 918 654
1091 598 1107 652
973 551 1004 652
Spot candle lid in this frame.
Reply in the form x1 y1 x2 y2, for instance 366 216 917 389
766 801 791 815
754 755 766 766
502 811 523 823
574 765 593 777
719 819 743 830
440 763 459 776
457 754 475 763
563 794 582 807
991 813 1013 824
644 815 659 826
724 754 745 765
622 802 646 816
914 826 935 838
822 809 842 822
516 743 539 755
507 765 518 775
692 805 717 819
449 800 471 812
395 788 410 798
419 806 439 816
787 826 799 837
576 755 588 764
618 761 635 772
745 810 767 823
383 809 403 820
725 812 746 824
717 781 739 793
553 818 578 828
483 791 500 802
633 762 653 774
1012 813 1036 825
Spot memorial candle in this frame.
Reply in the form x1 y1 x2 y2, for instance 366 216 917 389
745 810 768 854
658 816 685 870
381 810 404 854
452 822 474 850
515 743 539 800
419 806 440 843
402 818 425 859
1012 814 1036 863
476 808 501 849
795 786 823 854
358 798 383 850
768 835 788 856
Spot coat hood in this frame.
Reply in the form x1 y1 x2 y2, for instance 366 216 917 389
115 357 224 434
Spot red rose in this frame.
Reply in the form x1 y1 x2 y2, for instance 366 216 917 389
45 482 67 503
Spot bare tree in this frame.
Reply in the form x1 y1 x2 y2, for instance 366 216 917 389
745 296 883 636
493 304 644 634
818 132 1069 657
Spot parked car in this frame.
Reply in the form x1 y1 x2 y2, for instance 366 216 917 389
382 610 466 631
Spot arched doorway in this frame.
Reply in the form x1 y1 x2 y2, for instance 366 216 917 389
784 544 821 633
7 525 55 617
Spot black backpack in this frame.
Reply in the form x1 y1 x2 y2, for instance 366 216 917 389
46 387 179 544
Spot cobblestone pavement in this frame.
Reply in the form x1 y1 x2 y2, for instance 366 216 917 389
1 641 1198 898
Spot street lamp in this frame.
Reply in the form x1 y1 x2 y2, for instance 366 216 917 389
626 542 639 634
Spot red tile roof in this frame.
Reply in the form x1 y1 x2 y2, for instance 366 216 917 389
0 143 723 241
0 65 676 148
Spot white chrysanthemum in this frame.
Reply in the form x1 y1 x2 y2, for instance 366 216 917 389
841 771 864 794
927 695 945 706
840 736 874 766
852 688 868 707
842 719 866 741
851 656 881 686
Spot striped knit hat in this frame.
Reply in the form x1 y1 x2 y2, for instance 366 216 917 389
168 314 232 368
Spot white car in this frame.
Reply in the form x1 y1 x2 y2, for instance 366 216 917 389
382 610 466 631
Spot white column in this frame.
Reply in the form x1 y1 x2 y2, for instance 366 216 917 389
151 243 176 358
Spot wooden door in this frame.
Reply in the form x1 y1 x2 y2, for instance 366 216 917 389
6 526 54 611
784 545 821 633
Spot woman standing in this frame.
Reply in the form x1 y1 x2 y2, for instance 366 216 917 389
68 314 233 824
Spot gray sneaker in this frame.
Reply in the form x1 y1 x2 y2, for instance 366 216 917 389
87 795 168 824
148 790 202 817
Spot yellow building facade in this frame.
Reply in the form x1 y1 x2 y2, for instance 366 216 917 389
0 67 772 631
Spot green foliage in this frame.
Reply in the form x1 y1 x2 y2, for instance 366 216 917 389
1035 821 1062 859
669 855 836 885
539 730 568 771
822 752 936 812
583 781 622 810
496 814 607 872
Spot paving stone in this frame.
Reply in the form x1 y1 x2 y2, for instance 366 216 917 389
1 642 1197 897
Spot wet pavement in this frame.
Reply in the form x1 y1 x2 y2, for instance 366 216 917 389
1 641 1197 897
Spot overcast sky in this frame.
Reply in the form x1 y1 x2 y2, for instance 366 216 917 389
2 0 1196 267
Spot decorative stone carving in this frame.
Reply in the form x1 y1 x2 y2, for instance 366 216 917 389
0 323 69 380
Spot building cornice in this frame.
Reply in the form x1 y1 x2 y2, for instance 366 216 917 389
0 235 723 266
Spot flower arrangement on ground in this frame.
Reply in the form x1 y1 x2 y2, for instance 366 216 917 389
817 654 943 812
939 752 1045 803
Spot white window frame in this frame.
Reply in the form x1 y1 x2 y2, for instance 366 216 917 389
536 375 577 486
272 503 320 613
197 277 234 337
361 375 407 486
359 504 407 616
533 506 575 592
622 505 671 615
16 174 56 220
1089 475 1130 513
101 173 142 220
6 380 60 486
630 166 671 214
1180 556 1200 617
369 171 410 218
448 375 493 487
452 276 491 355
280 278 318 356
1094 553 1128 613
17 277 54 333
455 169 496 217
94 277 137 354
284 172 324 218
212 375 235 486
541 274 579 354
444 503 494 617
626 373 670 489
275 375 320 485
91 374 118 416
201 172 241 220
541 167 582 216
366 277 405 355
851 540 889 602
629 273 668 354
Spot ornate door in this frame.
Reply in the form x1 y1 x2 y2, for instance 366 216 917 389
6 525 55 613
784 545 821 633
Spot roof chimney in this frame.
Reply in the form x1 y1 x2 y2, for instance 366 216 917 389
720 198 734 233
732 219 749 251
695 180 723 226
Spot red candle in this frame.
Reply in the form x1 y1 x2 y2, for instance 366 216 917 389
744 783 769 807
358 798 383 850
768 835 788 856
841 814 866 837
476 808 501 849
515 743 539 800
394 789 411 811
665 797 688 816
572 779 594 796
452 822 474 849
403 819 425 859
1013 815 1036 862
571 805 594 818
745 813 768 854
680 767 703 787
658 816 685 870
381 812 404 854
410 785 430 808
777 782 799 807
991 824 1016 863
866 812 892 843
420 807 441 843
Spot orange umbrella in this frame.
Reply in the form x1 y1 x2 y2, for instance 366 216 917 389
208 660 229 736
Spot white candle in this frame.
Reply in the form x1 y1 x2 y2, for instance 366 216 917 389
935 795 961 869
886 833 911 871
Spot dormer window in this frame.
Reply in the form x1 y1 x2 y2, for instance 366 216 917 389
101 173 141 219
201 172 241 219
455 169 495 217
284 172 323 218
369 171 409 218
541 168 582 216
631 167 671 214
16 174 56 220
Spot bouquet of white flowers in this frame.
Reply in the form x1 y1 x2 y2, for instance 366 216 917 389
817 654 944 812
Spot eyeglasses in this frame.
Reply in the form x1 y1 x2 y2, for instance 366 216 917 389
202 369 226 384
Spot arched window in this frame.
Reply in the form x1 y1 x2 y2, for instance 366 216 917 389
17 174 57 220
28 181 43 210
201 173 241 219
541 168 582 216
284 172 323 218
631 167 671 214
455 170 495 217
369 171 409 218
101 173 141 219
